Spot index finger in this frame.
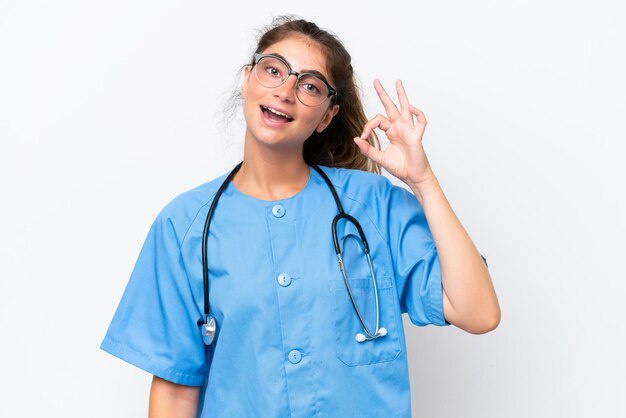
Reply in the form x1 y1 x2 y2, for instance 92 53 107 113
374 79 400 120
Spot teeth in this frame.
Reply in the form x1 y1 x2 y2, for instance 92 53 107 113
263 106 292 120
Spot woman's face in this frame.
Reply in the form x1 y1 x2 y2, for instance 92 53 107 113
241 36 339 152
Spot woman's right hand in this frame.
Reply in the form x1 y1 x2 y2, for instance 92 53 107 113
149 375 200 418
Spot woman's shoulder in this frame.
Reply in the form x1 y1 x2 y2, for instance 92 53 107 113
316 165 396 201
150 170 232 240
316 165 420 216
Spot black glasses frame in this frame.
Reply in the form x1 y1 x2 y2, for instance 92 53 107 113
252 53 338 105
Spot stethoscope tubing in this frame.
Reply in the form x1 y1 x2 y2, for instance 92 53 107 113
201 162 386 345
201 162 242 323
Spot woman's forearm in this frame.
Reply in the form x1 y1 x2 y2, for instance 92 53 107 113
408 175 501 334
149 376 200 418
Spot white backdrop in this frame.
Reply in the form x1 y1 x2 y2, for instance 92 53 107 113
1 1 625 417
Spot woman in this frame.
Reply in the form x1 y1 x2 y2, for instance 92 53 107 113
102 16 500 418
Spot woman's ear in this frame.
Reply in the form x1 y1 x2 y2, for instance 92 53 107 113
241 65 252 99
315 104 340 133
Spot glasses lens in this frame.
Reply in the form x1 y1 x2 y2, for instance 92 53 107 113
254 56 289 88
253 55 334 107
296 75 330 106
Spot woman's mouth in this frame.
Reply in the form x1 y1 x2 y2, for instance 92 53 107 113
260 105 294 124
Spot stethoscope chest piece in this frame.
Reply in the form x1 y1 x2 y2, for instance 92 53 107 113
201 316 216 346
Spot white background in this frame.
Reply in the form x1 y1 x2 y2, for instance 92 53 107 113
1 1 625 417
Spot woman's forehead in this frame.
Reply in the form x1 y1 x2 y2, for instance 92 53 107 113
260 37 330 78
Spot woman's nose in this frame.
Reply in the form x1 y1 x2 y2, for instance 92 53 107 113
273 75 298 102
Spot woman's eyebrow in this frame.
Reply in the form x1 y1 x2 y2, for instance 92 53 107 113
305 70 332 85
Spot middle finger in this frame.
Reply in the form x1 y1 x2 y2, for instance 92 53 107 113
395 80 412 119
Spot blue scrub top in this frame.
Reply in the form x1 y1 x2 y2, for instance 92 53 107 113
101 165 454 418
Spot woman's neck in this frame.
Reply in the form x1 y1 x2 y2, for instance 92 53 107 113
232 140 310 201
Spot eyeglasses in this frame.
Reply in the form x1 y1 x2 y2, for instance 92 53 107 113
252 53 338 107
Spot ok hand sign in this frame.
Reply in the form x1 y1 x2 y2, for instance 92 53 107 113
354 80 435 186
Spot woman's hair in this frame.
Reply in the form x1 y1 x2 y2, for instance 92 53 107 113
251 16 381 174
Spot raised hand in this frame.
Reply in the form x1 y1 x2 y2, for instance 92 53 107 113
353 80 435 186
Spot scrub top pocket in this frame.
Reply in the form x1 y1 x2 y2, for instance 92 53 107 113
328 275 402 366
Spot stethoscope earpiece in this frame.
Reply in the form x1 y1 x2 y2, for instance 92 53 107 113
355 327 388 343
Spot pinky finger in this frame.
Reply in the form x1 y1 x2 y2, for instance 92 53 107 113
409 105 427 126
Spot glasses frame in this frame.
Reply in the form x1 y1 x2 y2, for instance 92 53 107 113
252 53 338 107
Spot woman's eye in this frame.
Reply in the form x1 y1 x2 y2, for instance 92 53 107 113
266 67 281 77
300 83 320 94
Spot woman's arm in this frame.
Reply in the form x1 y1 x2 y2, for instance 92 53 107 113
408 176 500 334
354 79 500 334
149 376 200 418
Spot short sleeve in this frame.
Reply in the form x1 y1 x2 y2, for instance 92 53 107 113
100 210 208 386
387 185 449 327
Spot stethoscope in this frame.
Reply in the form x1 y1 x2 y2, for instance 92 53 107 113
200 162 387 346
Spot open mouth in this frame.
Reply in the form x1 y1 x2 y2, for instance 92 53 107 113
260 105 294 123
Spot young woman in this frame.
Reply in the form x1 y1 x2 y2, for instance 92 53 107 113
102 16 500 418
